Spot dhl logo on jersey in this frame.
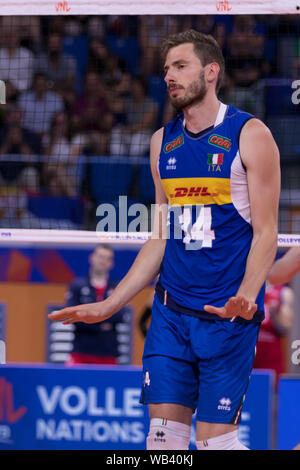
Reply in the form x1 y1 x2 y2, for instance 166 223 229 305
161 177 232 206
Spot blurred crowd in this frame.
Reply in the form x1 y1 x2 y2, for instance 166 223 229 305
0 14 299 202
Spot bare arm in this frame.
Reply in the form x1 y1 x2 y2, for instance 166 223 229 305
48 128 168 325
204 119 281 319
271 285 294 335
236 119 280 300
268 247 300 285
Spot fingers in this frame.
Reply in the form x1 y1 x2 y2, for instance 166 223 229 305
48 304 105 324
48 307 82 324
204 296 258 320
203 305 226 316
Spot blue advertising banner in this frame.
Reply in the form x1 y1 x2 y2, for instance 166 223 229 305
0 365 274 450
238 370 274 450
277 376 300 450
0 364 148 450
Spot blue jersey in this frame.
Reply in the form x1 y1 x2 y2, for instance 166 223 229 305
156 102 265 323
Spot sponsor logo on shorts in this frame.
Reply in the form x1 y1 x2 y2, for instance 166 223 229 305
218 397 231 411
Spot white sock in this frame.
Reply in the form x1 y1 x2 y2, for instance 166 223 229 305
146 418 191 450
196 430 249 450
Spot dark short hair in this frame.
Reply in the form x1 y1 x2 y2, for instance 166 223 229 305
161 29 225 93
93 244 114 254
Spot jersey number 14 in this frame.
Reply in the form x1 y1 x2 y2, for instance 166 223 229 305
178 206 215 248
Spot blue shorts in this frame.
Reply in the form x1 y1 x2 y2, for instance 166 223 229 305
140 295 260 424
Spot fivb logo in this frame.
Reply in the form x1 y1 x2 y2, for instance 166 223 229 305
0 81 6 104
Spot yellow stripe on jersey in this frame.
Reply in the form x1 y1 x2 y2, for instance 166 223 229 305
161 177 231 206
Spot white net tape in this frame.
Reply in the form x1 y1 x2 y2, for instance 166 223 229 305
0 0 297 15
0 229 299 247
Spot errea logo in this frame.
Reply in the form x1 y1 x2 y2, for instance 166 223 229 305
218 397 231 411
166 157 176 170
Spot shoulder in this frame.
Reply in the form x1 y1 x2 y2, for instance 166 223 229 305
241 118 273 140
68 277 89 290
20 47 34 59
239 118 280 168
150 127 164 155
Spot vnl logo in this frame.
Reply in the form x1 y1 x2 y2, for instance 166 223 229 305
0 81 6 104
0 377 27 444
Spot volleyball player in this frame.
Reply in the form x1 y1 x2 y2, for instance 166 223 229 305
49 30 281 450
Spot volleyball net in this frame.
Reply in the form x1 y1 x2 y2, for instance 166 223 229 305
0 2 298 248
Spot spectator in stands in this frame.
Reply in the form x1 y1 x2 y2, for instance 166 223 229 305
0 104 42 155
108 71 131 126
226 15 266 87
42 112 86 197
71 70 110 133
34 32 77 94
218 72 265 119
65 244 129 365
86 38 127 88
0 124 39 192
138 16 180 75
192 16 226 51
18 72 65 136
12 16 42 54
83 113 115 157
224 15 268 118
86 16 107 40
0 21 34 94
110 75 158 157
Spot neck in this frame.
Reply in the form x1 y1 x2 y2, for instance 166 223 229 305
90 270 107 284
183 93 220 134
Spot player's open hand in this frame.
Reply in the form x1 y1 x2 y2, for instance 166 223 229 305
203 296 257 321
48 302 112 325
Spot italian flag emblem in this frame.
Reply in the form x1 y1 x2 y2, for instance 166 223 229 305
207 153 223 165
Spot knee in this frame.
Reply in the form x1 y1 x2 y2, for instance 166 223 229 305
146 418 191 450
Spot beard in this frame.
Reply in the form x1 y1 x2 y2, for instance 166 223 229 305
169 71 207 111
